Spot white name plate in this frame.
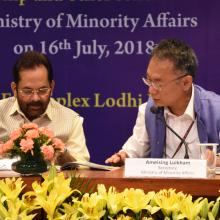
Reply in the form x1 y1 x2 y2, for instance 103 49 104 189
124 158 207 178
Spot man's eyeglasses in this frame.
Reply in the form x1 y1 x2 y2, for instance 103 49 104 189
142 74 188 91
17 88 51 97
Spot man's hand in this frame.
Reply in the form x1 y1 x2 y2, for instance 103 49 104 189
55 150 76 166
105 151 128 166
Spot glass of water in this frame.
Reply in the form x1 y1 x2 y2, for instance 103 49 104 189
198 143 218 178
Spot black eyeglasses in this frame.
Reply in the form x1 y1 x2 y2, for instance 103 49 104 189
142 74 188 91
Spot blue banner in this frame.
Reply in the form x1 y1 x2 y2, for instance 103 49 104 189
0 0 220 163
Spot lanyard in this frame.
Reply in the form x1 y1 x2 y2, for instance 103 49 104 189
171 116 196 159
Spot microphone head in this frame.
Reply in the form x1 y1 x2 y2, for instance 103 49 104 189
150 106 160 114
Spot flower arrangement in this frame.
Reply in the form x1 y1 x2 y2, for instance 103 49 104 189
0 166 219 220
0 123 65 163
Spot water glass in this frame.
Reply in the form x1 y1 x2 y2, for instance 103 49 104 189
198 143 218 178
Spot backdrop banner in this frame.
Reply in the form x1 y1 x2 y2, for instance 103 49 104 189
0 0 220 163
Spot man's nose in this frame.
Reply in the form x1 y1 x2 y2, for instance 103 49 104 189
31 91 41 101
148 85 158 95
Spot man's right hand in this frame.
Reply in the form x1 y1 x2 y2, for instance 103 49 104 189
105 150 128 166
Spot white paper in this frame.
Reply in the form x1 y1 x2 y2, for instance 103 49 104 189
61 161 118 171
0 158 18 171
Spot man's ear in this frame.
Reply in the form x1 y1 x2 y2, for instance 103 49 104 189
182 75 193 91
11 82 18 97
50 80 55 96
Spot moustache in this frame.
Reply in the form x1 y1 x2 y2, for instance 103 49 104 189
27 102 43 107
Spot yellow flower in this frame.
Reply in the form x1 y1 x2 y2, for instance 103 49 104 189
0 177 37 219
152 189 187 217
122 188 155 214
0 165 219 220
111 214 153 220
97 184 124 215
0 195 36 219
25 170 74 220
106 186 124 215
210 199 220 219
114 214 135 220
177 196 204 219
77 192 106 219
97 184 107 197
0 177 25 202
56 203 81 220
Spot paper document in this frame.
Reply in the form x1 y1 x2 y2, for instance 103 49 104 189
61 161 118 171
0 158 18 171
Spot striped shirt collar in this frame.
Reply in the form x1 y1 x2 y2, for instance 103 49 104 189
9 97 53 121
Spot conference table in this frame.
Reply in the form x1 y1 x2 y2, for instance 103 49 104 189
0 167 220 198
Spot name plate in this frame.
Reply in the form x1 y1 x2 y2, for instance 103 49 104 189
124 158 207 178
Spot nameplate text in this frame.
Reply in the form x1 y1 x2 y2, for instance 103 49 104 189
124 158 207 178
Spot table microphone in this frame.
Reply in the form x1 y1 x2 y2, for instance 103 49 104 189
150 106 189 159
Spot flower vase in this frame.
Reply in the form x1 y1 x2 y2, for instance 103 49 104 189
12 155 47 174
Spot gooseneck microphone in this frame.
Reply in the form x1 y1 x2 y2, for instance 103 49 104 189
150 106 189 159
